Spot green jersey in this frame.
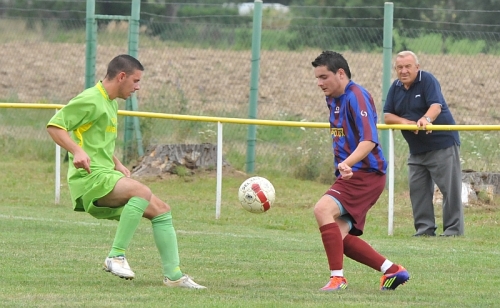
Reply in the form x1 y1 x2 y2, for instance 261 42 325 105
47 82 121 211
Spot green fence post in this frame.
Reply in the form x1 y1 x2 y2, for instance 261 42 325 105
123 0 144 163
85 0 96 89
246 0 263 174
381 2 394 187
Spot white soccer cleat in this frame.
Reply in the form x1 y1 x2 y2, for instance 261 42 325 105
163 274 207 289
103 256 135 280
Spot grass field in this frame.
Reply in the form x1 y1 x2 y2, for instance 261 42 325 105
2 15 500 308
1 159 500 308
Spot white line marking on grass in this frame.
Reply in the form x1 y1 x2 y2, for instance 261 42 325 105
0 214 309 242
175 229 306 242
0 214 104 226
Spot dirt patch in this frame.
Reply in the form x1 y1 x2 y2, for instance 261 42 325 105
132 164 247 182
1 41 498 125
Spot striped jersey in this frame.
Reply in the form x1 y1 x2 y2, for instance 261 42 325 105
326 80 387 177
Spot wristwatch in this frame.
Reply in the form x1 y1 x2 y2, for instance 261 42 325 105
423 116 432 123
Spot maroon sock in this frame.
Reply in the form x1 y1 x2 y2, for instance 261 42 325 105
319 223 343 271
343 234 387 272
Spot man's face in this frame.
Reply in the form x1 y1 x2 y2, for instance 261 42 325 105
395 55 420 88
118 69 142 100
314 65 344 98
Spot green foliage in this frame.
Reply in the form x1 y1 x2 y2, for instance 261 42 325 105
287 0 384 51
138 117 154 150
293 153 321 181
178 5 242 24
261 29 300 51
404 32 446 54
172 165 191 177
145 4 251 43
393 30 496 55
288 128 333 182
0 135 54 162
459 131 500 172
446 37 487 55
224 149 246 171
152 23 253 50
6 0 85 30
198 127 217 144
156 23 194 43
4 2 500 54
477 190 493 204
233 27 252 50
0 108 55 161
256 124 303 143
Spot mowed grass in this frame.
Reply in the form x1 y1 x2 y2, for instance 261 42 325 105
1 159 500 308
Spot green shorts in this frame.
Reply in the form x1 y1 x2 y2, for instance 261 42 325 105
73 169 125 221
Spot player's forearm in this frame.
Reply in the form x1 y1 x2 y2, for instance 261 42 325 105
46 126 82 155
113 155 123 167
342 141 375 167
422 104 442 122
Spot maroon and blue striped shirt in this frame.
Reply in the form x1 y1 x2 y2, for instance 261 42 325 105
326 80 387 177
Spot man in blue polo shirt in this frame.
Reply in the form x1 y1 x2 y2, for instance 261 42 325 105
383 50 463 237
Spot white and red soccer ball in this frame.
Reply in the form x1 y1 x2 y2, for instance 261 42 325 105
238 176 275 214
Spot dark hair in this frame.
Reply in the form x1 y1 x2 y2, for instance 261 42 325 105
311 51 351 79
105 54 144 79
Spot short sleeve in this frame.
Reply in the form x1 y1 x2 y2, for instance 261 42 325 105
47 93 98 131
348 90 379 143
383 81 397 114
422 73 445 107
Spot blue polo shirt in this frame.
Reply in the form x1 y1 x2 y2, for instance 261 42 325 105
383 70 460 155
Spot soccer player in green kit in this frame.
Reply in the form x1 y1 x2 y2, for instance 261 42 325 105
47 54 206 289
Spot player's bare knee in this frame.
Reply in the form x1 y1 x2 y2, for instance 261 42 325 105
314 199 340 219
143 198 170 219
129 183 152 201
313 202 329 218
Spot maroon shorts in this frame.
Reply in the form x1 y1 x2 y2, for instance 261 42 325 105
324 171 386 236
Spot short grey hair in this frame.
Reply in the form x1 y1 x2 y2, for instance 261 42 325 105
394 50 419 67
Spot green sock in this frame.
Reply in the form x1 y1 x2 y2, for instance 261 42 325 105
151 212 183 280
108 196 149 258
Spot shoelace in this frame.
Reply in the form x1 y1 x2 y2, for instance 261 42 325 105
327 277 346 286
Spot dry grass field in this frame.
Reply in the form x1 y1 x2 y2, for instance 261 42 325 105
1 40 499 125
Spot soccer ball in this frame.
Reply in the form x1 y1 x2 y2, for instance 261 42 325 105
238 176 275 213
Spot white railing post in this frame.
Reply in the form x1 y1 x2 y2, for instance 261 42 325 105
55 109 61 204
388 128 395 235
215 121 223 219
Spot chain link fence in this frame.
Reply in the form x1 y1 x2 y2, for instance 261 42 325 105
1 3 499 182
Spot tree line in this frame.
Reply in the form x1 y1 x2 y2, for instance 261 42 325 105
2 0 500 53
2 0 500 31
